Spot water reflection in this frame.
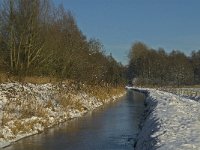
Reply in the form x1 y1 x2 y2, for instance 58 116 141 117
4 91 145 150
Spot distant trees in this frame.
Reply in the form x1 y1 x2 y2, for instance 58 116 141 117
191 50 200 84
0 0 125 86
168 50 193 86
128 42 198 86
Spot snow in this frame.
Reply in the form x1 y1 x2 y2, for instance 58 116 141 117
125 86 134 90
160 87 200 102
135 88 200 150
0 82 124 148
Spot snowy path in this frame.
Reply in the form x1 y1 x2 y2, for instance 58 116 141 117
135 89 200 150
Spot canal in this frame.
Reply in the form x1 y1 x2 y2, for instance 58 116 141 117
4 90 145 150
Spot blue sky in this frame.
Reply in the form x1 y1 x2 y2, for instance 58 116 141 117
53 0 200 64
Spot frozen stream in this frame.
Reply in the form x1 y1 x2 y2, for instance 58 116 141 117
4 91 145 150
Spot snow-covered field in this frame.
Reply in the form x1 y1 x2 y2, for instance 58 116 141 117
160 87 200 102
0 82 124 148
135 88 200 150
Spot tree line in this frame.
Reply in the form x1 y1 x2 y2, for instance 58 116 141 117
128 42 200 86
0 0 125 86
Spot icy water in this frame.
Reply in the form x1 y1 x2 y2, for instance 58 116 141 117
4 91 145 150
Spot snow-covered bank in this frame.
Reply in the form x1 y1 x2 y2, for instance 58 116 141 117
0 82 124 148
161 88 200 102
135 88 200 150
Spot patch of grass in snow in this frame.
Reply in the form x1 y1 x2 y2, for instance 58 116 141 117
23 76 57 84
0 73 7 83
11 121 27 135
0 73 74 84
9 119 46 135
44 100 54 110
160 87 200 99
85 85 124 102
13 98 46 119
2 113 11 126
0 73 53 83
2 91 49 127
0 132 3 139
58 94 84 111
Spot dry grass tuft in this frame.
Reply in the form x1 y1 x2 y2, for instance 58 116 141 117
1 113 11 126
58 95 74 108
58 94 83 111
24 76 57 84
85 85 124 102
10 119 45 135
0 132 4 138
0 73 9 83
0 73 75 84
11 121 26 135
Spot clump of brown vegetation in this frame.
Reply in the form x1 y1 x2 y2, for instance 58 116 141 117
57 93 85 111
82 84 124 102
